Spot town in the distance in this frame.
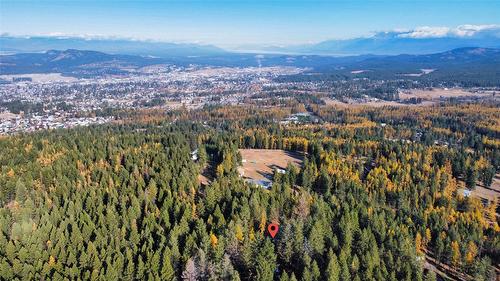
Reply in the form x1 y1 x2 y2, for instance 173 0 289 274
1 46 499 134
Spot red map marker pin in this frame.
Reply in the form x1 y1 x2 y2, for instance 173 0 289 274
268 223 279 238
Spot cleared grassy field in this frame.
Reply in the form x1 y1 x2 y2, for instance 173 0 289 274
238 149 303 182
322 97 435 107
322 88 494 108
399 88 488 100
459 174 500 219
472 174 500 203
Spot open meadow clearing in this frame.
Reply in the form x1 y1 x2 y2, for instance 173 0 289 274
238 149 303 182
398 88 490 101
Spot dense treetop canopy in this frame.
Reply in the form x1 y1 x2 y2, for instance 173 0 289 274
0 103 498 280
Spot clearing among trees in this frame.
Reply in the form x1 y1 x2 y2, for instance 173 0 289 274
398 88 489 101
238 149 303 183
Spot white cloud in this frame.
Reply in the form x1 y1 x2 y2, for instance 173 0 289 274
0 32 217 46
399 26 450 38
2 32 158 43
397 24 500 38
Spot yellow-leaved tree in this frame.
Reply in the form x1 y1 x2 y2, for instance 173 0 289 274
451 241 461 268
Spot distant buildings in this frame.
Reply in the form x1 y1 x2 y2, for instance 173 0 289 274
463 189 472 197
245 179 273 190
191 149 199 161
280 112 320 125
0 114 113 134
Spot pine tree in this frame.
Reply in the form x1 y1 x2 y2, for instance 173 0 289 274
326 250 340 281
255 238 276 281
465 166 478 190
279 271 290 281
161 248 175 281
311 260 321 281
424 271 436 281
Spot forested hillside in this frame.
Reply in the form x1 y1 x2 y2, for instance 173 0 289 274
0 103 499 280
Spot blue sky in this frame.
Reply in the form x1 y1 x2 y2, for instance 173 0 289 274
1 0 499 47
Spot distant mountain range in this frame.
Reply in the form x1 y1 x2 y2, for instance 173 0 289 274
327 47 500 70
313 47 500 82
1 47 499 82
233 29 500 55
0 35 226 57
0 49 167 77
2 27 500 58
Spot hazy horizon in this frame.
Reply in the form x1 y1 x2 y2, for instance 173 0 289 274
2 0 500 48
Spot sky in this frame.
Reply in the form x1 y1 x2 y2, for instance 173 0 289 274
1 0 500 47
